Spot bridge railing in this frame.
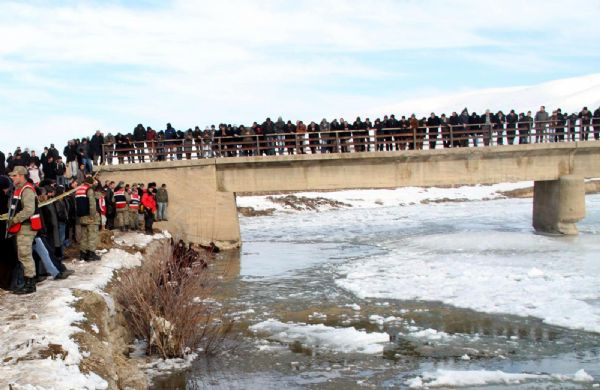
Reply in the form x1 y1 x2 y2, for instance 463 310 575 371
101 118 600 164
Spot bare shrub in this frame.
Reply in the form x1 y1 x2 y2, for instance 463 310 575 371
114 240 234 359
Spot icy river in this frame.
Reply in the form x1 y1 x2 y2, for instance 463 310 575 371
153 185 600 389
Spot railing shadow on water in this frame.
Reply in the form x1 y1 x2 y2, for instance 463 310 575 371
100 119 600 165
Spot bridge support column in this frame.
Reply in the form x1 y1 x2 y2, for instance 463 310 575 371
211 191 241 249
532 175 585 235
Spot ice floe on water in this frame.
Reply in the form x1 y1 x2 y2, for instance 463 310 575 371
249 319 390 354
335 228 600 333
405 368 594 388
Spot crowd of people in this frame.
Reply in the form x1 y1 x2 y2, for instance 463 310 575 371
0 103 598 295
13 105 592 168
0 106 598 177
0 162 169 295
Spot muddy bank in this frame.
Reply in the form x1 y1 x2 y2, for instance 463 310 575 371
71 237 170 389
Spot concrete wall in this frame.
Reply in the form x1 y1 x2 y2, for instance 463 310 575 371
97 142 600 247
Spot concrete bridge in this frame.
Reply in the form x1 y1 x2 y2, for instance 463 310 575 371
97 142 600 249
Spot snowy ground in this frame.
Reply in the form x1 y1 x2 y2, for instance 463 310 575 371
0 231 169 390
237 182 533 213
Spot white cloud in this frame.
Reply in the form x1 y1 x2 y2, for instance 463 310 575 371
0 0 599 154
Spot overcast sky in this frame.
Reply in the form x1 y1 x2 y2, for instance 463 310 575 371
1 0 599 154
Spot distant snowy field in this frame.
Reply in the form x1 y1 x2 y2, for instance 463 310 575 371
237 184 600 334
237 181 533 213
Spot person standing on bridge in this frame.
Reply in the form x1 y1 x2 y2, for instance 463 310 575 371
579 106 593 141
534 106 549 143
165 123 177 160
426 113 440 150
133 124 147 163
506 110 518 145
274 117 286 155
593 106 600 141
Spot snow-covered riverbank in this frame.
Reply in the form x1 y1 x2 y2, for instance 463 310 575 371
0 232 170 390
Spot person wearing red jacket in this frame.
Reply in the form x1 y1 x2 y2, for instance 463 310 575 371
146 126 157 162
141 182 157 235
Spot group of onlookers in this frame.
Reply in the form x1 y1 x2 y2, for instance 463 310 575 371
53 105 600 164
2 105 595 176
0 160 169 294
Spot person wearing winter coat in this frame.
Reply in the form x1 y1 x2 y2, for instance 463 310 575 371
104 133 115 165
307 121 320 154
534 106 550 143
141 184 158 235
63 140 79 178
164 123 177 160
505 110 518 145
133 124 147 163
593 106 600 141
579 107 593 141
261 118 276 156
274 117 286 155
184 129 194 160
426 113 441 150
495 111 505 145
156 184 169 221
90 130 105 165
146 127 157 161
319 118 332 153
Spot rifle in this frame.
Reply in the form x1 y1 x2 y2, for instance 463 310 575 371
4 184 15 239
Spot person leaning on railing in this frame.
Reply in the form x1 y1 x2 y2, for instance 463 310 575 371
146 126 157 162
284 120 297 155
192 126 203 159
307 121 320 154
240 125 256 157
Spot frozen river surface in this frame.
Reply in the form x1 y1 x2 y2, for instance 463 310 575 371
155 186 600 389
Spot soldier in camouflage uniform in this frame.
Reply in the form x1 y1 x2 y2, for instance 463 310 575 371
128 184 141 231
77 177 101 261
112 182 128 231
8 166 39 294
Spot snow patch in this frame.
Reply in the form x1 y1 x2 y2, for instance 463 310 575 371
0 232 169 389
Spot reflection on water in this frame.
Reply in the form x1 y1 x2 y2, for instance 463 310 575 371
152 196 600 389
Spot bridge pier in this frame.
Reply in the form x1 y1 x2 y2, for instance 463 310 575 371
532 175 585 235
